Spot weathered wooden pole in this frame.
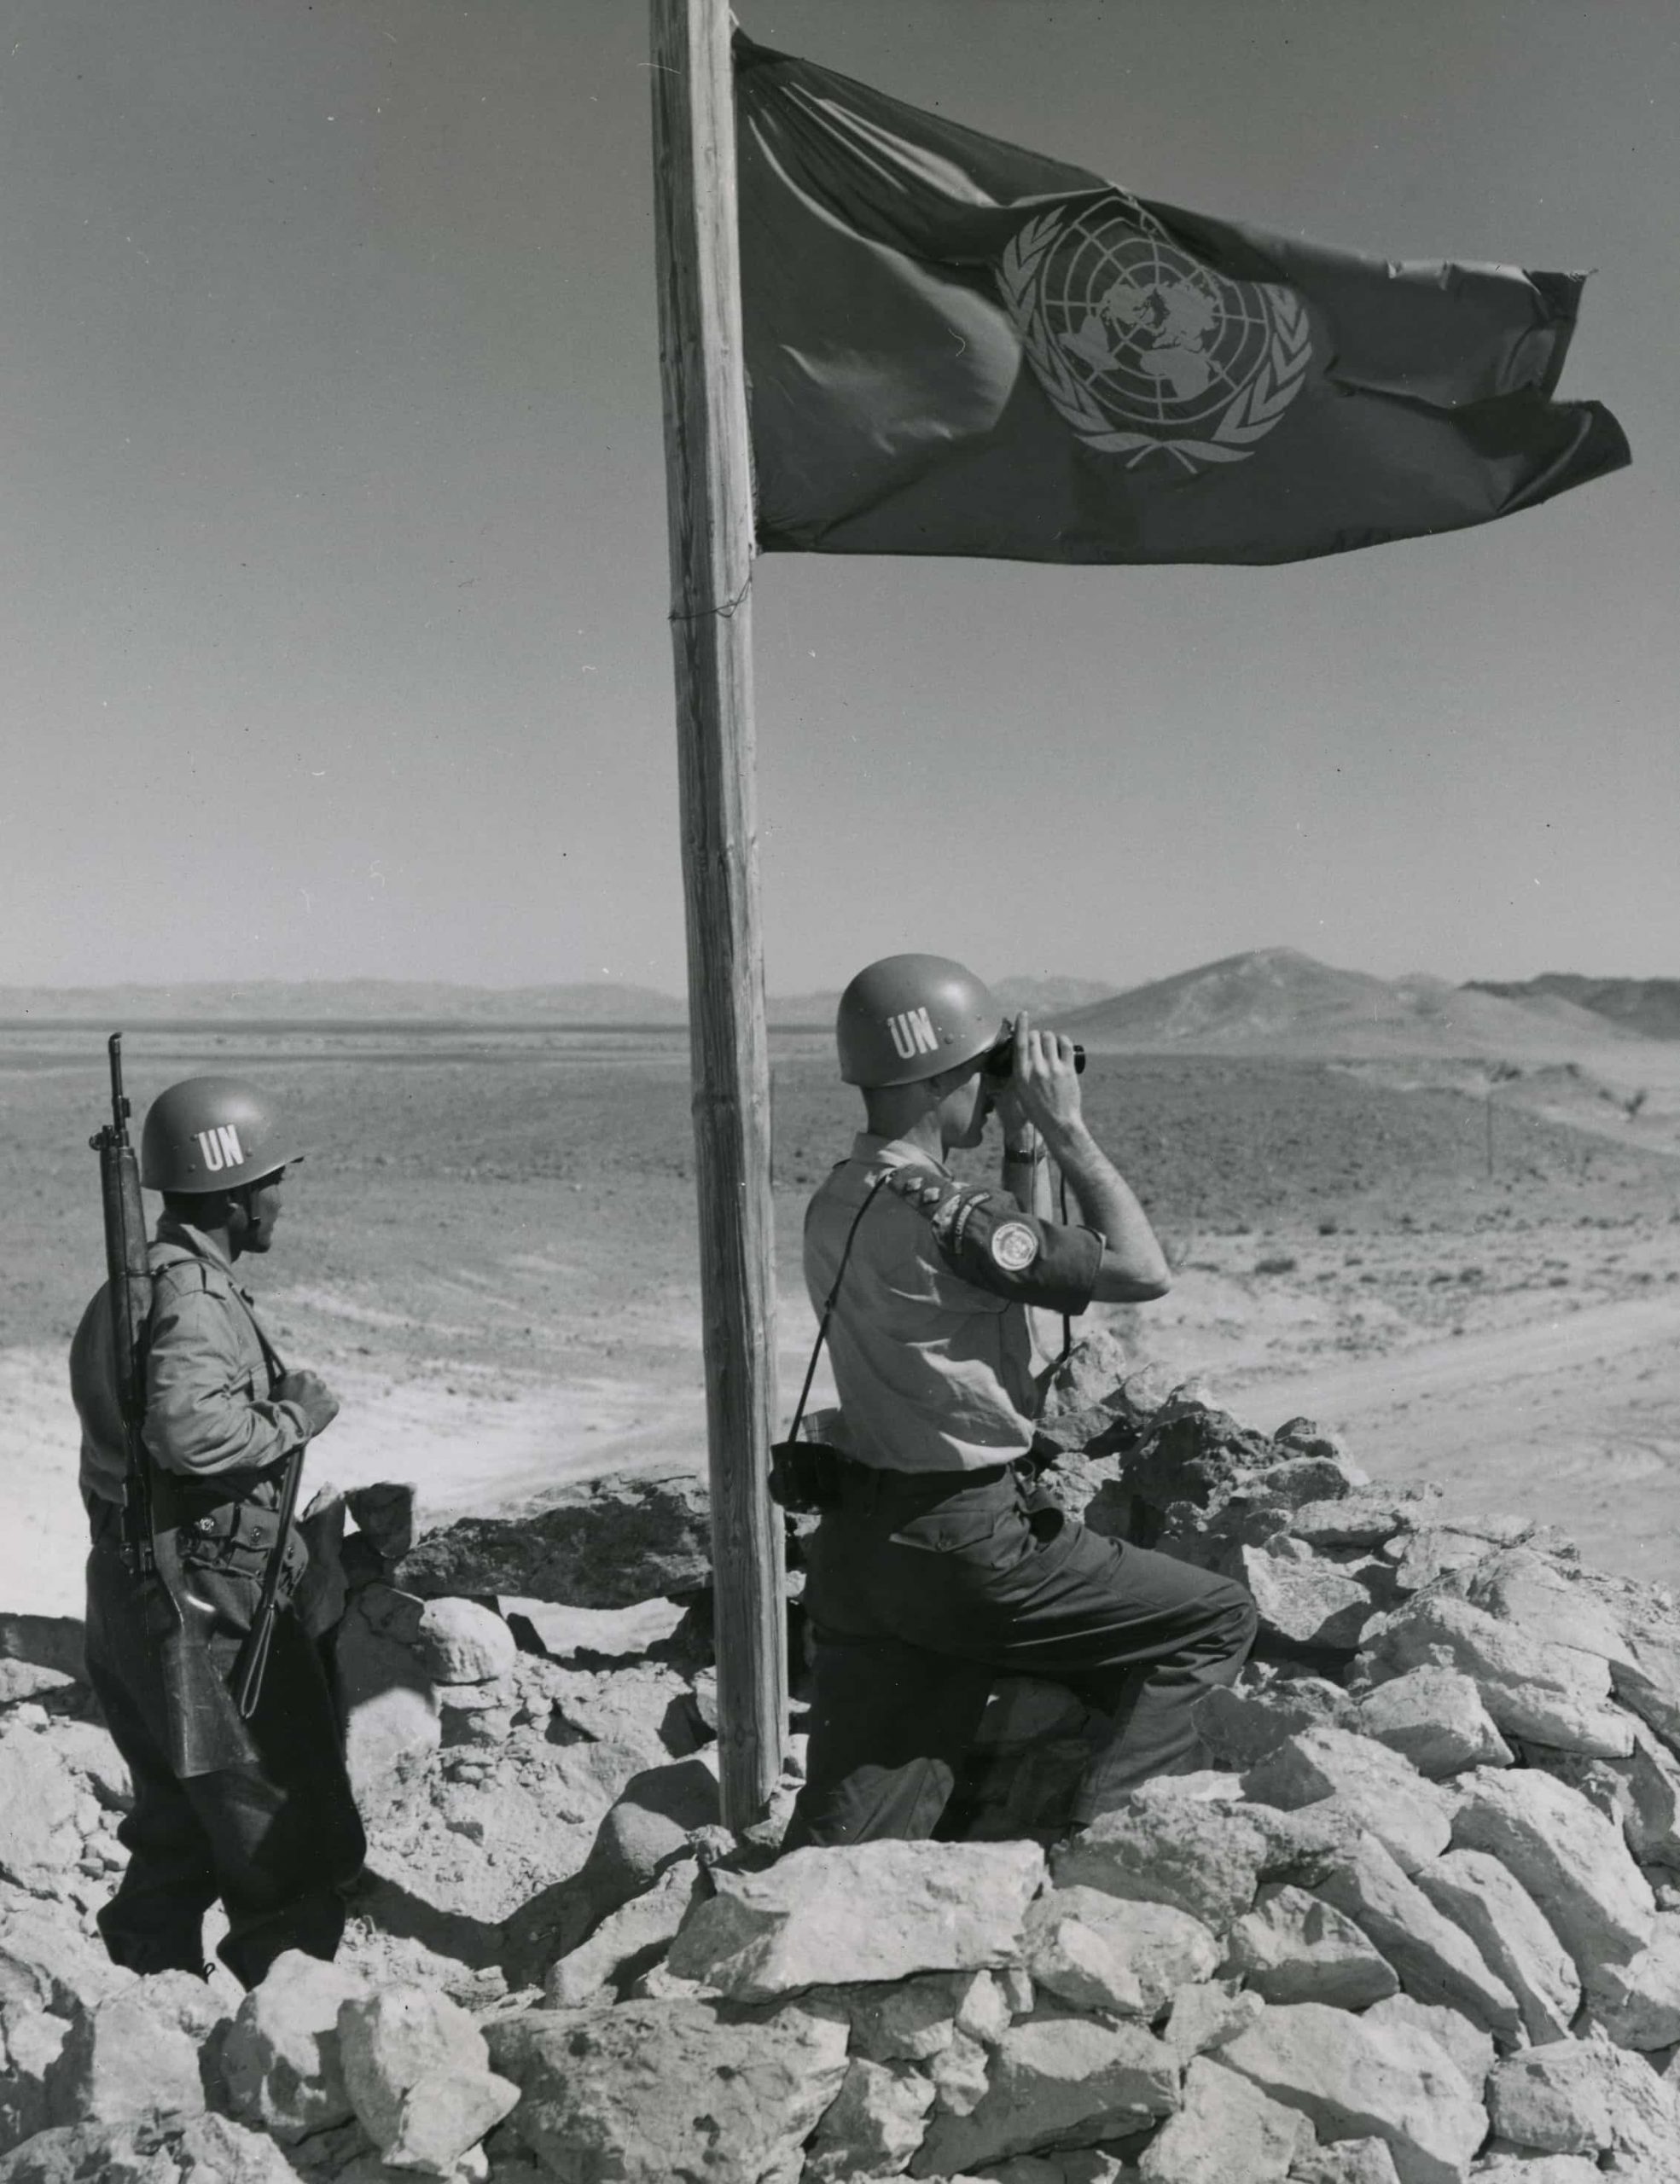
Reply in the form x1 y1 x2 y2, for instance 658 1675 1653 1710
648 0 786 1827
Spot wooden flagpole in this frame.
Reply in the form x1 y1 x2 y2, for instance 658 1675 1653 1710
648 0 786 1827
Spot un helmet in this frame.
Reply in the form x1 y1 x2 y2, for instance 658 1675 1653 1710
140 1077 305 1194
835 954 1004 1088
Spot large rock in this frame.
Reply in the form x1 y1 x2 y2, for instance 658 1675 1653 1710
1213 2001 1485 2184
843 1978 964 2063
1356 1668 1514 1779
1384 1525 1504 1596
500 1996 847 2184
1485 2042 1619 2156
337 1984 491 2158
411 1599 519 1686
805 2057 935 2183
375 1725 651 1928
220 1950 365 2141
913 2013 1180 2175
42 1980 213 2130
0 1618 84 1686
393 1472 712 1608
1450 1766 1655 1978
1162 1979 1265 2065
0 1737 81 1894
534 1660 697 1771
1241 1726 1455 1877
1193 1679 1358 1772
544 1856 701 2007
382 2067 520 2176
1136 2053 1311 2183
503 1595 688 1663
1223 1884 1398 2010
1313 1832 1521 2039
0 1666 75 1711
502 1756 720 1986
1290 1496 1433 1550
1486 2036 1680 2176
1108 1397 1282 1523
1542 1716 1680 1873
1360 1994 1493 2094
1611 1622 1680 1756
0 2113 301 2182
666 1840 1044 2001
1024 1890 1220 2018
332 1585 441 1819
42 1724 131 1816
1240 1547 1379 1654
1051 1791 1276 1931
0 1904 134 2018
1586 1911 1680 2049
1457 1546 1636 1666
1359 1595 1631 1757
926 2026 990 2117
1412 1849 1580 2047
0 2012 63 2158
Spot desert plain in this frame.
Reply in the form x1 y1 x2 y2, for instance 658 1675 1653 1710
3 967 1680 1619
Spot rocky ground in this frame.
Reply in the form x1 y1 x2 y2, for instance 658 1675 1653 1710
9 1344 1680 2181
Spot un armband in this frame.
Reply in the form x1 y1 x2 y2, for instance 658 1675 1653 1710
881 1166 1102 1314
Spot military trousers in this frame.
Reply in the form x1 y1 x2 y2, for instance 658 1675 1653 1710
84 1510 365 1989
785 1460 1258 1849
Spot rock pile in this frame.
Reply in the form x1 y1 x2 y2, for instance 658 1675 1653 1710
5 1345 1680 2180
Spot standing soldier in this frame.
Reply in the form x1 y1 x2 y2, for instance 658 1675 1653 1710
784 955 1258 1848
71 1072 364 1987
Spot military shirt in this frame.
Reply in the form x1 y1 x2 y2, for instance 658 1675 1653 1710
802 1133 1103 1474
71 1217 311 1509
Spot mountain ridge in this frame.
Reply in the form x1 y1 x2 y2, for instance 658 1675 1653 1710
1468 974 1680 1043
1052 947 1648 1059
3 957 1666 1058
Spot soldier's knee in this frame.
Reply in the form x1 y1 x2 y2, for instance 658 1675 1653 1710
1200 1574 1259 1658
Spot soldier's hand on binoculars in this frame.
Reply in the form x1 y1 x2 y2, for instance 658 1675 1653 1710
1011 1014 1085 1135
276 1370 340 1436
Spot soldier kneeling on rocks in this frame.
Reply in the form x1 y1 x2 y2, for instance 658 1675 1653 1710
71 1073 365 1987
781 956 1258 1850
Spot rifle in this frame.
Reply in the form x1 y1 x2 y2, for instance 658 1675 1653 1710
230 1382 305 1722
93 1035 257 1776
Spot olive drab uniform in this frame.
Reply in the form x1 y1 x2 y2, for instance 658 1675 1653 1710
784 1134 1259 1849
70 1216 363 1987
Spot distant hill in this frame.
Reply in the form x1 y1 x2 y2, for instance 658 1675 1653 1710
1053 947 1642 1059
1468 975 1680 1042
0 980 688 1025
994 974 1122 1015
0 969 1120 1031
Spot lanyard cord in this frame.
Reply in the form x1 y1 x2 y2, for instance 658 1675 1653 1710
783 1168 892 1447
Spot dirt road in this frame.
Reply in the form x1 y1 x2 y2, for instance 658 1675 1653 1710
1222 1291 1680 1586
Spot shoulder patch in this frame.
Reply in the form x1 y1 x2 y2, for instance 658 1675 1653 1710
989 1220 1040 1273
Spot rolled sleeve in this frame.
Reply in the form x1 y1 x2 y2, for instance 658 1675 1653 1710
142 1277 307 1478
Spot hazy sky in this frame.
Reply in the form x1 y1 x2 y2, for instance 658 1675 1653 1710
3 0 1676 995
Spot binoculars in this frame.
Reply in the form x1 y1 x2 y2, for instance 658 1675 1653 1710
981 1025 1086 1079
